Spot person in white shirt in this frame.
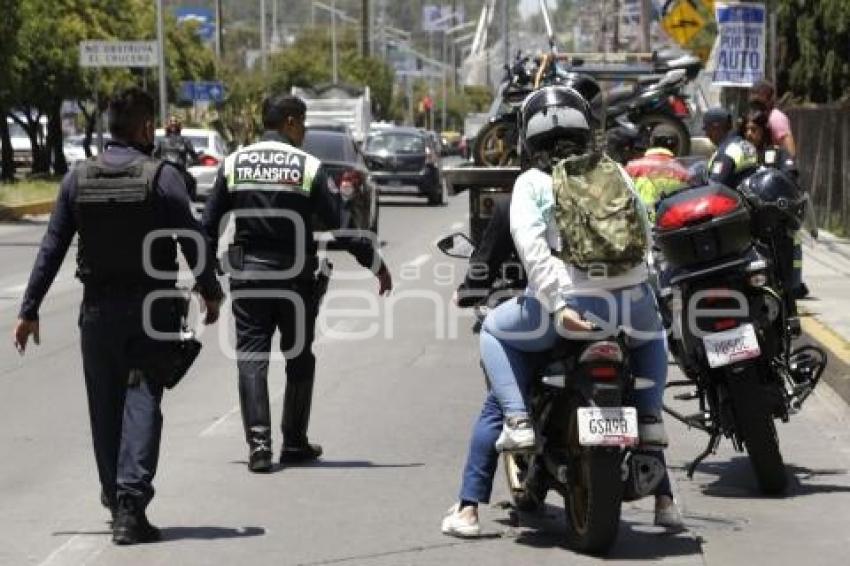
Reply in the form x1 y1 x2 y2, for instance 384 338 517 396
442 81 682 538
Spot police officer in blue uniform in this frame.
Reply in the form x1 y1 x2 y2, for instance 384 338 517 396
202 94 392 473
13 88 223 545
703 107 759 188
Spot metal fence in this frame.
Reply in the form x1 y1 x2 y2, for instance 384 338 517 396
787 106 850 236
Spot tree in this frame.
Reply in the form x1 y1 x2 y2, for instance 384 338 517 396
0 0 21 181
777 0 850 103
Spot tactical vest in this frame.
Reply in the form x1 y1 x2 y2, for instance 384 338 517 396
708 137 759 187
222 140 322 253
73 155 173 287
552 155 648 276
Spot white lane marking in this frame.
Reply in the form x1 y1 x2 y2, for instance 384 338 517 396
403 254 432 269
200 320 352 437
37 535 106 566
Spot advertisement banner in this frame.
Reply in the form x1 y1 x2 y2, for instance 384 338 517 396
711 2 765 86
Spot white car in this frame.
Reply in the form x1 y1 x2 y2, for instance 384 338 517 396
155 127 229 201
63 134 111 165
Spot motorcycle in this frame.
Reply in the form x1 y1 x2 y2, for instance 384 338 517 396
653 171 827 495
438 233 667 555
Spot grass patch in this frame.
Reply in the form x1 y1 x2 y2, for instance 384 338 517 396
0 178 61 206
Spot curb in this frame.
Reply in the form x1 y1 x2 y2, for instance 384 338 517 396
0 199 55 221
801 314 850 406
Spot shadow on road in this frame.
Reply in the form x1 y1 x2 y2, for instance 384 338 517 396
229 460 425 472
688 457 850 498
493 503 703 560
52 526 266 541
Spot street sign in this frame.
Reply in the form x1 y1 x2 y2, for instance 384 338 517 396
79 41 159 68
179 81 225 103
174 7 216 42
662 0 706 46
712 2 766 86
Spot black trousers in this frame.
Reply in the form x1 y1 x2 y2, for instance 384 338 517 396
79 293 166 509
231 277 317 448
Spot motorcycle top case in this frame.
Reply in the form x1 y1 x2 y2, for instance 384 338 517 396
654 183 751 268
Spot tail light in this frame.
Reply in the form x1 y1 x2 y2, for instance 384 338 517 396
589 366 619 380
668 95 690 118
335 169 364 198
199 154 219 167
712 318 738 331
656 193 739 230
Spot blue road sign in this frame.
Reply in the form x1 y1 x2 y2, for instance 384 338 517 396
179 81 226 103
174 7 216 42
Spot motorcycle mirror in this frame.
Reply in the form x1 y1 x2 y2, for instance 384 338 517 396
437 232 475 259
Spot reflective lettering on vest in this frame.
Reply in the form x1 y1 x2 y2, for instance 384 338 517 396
224 142 319 194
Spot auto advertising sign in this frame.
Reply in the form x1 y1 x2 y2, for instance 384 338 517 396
711 2 765 86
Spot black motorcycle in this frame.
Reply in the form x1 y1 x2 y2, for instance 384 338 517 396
653 171 826 495
439 233 667 555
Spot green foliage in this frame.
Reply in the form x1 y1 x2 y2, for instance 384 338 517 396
777 0 850 103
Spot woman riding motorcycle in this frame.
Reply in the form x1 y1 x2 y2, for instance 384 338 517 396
442 80 682 537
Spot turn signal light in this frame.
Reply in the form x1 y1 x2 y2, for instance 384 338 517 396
657 194 739 230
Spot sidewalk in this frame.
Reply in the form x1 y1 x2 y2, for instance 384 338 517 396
799 230 850 403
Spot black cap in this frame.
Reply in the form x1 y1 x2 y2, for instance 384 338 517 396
703 107 732 127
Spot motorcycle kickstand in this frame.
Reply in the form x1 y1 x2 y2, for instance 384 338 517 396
687 434 720 479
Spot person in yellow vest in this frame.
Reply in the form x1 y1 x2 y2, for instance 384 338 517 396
626 131 691 222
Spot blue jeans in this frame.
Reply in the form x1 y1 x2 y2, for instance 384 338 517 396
459 284 670 504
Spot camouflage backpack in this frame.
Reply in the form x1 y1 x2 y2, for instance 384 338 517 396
552 154 648 276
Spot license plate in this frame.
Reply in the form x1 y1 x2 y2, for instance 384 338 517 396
702 323 761 368
577 407 639 447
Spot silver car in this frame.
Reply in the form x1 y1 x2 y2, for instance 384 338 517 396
155 128 229 201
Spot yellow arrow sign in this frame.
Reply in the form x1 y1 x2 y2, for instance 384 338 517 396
662 0 706 47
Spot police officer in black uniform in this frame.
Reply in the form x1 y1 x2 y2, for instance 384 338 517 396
154 116 199 199
13 88 223 545
202 94 392 473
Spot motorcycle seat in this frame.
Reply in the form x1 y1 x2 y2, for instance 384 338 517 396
606 84 640 106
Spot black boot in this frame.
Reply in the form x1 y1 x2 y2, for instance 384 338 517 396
112 497 160 545
280 376 322 464
101 489 117 521
247 427 273 473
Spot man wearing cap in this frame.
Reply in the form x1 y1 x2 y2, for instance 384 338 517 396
703 108 759 189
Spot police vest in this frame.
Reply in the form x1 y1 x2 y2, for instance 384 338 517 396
73 155 175 286
222 140 322 253
707 137 759 186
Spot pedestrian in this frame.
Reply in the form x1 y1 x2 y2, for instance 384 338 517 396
202 93 393 473
154 115 199 199
12 87 224 545
749 80 796 157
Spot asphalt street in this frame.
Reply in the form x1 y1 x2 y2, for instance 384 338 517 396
1 185 850 566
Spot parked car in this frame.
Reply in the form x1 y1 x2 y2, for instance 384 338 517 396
303 124 380 235
155 127 229 201
362 127 446 206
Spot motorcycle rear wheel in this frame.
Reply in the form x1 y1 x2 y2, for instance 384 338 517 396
473 121 519 167
636 112 692 157
563 407 624 555
730 377 788 495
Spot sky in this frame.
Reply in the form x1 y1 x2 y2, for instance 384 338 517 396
519 0 559 20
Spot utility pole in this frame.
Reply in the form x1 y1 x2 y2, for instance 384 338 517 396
260 0 268 73
331 0 338 83
215 0 223 60
362 0 370 57
156 0 167 126
502 0 509 68
640 0 651 53
272 0 278 48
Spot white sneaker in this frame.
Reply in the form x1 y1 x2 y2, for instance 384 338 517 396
441 503 481 538
495 416 535 452
655 499 685 531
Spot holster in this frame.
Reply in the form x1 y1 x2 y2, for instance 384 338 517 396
127 291 201 390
